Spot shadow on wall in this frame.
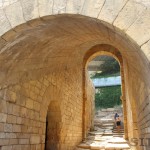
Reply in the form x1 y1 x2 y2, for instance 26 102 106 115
46 101 61 150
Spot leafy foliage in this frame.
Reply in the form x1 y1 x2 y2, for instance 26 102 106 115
95 86 122 109
91 59 120 79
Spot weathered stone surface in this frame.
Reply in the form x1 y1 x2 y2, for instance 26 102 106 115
0 132 5 138
0 100 7 113
81 0 105 18
114 0 146 30
4 123 12 132
1 29 17 41
13 124 21 132
1 146 13 150
126 8 150 45
30 135 40 144
0 139 9 146
0 2 149 150
38 0 53 17
26 98 33 109
0 113 7 123
0 9 11 36
98 0 128 24
141 40 150 61
6 133 16 138
19 138 29 144
21 0 39 21
4 1 25 28
6 115 16 124
66 0 84 14
9 138 18 145
53 0 67 14
0 37 7 50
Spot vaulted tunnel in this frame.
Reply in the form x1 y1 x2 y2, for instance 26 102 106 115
0 14 150 150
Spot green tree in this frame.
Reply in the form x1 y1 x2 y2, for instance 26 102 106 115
95 86 122 109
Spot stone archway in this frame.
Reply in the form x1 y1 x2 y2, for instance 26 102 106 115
0 14 150 150
83 44 129 140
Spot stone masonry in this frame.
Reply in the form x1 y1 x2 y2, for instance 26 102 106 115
0 1 150 150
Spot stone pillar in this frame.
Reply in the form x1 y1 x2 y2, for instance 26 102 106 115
121 96 128 140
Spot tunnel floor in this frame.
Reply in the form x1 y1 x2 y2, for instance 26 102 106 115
75 110 131 150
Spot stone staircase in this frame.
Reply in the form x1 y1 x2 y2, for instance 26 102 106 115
75 115 131 150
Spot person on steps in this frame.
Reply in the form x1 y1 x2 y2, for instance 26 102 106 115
116 116 121 132
114 113 119 121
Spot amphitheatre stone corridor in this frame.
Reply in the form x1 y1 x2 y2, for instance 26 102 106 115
0 0 150 150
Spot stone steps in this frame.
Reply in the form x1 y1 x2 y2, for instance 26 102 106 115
75 114 130 150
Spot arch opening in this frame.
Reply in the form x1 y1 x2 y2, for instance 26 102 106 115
83 44 129 141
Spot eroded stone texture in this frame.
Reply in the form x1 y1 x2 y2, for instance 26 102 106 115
20 0 39 21
98 0 128 24
0 1 149 149
4 1 25 28
0 9 11 35
53 0 67 14
126 8 150 46
81 0 105 18
66 0 84 14
114 0 146 31
38 0 53 17
141 40 150 61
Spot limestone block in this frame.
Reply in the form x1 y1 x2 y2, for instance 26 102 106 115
0 132 5 138
14 22 31 32
9 139 18 145
16 94 26 107
81 0 105 18
7 102 13 114
16 117 22 124
30 91 37 100
30 135 41 144
114 1 146 30
21 145 30 149
13 124 21 132
4 123 12 132
0 123 4 131
5 133 16 138
19 139 29 144
1 29 17 41
0 139 9 146
0 9 11 36
0 113 7 123
141 40 150 61
26 98 33 109
38 0 53 17
4 1 25 28
126 9 150 45
8 91 17 103
20 0 39 21
98 0 128 24
66 0 85 14
33 101 40 111
12 104 20 116
6 115 16 124
20 107 27 117
1 146 13 150
0 100 7 113
12 145 21 150
0 37 7 50
53 0 67 14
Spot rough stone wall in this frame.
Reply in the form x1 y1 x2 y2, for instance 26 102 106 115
0 77 47 150
0 2 150 148
123 58 150 150
85 71 95 135
0 65 94 150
